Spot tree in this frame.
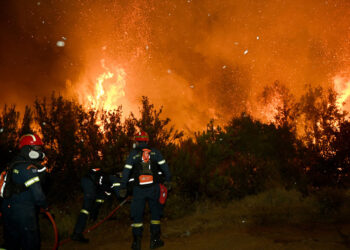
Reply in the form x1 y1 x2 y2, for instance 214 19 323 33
0 105 20 166
261 81 299 133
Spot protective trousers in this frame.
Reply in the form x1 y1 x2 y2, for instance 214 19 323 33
73 177 105 234
131 184 162 238
1 201 40 250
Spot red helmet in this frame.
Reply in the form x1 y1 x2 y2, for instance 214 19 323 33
19 134 44 149
134 131 149 142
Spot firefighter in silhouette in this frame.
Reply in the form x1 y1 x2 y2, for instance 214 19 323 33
119 131 171 250
1 134 48 250
71 167 124 243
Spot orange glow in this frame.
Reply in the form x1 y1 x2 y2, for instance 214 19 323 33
333 75 350 112
10 0 347 136
258 94 282 123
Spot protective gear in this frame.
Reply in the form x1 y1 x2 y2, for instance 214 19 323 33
19 134 44 149
72 170 123 241
159 184 168 205
150 236 164 249
132 236 142 250
28 146 45 161
71 233 89 243
134 131 149 142
0 161 28 199
1 154 48 249
121 142 171 249
20 145 45 162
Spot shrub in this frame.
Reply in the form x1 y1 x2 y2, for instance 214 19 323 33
314 187 347 217
233 188 319 225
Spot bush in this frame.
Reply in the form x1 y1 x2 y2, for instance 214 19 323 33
314 187 347 217
233 188 319 225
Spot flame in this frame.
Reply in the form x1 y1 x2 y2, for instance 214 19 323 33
334 75 350 112
255 89 283 124
67 59 128 116
260 95 282 123
85 60 127 112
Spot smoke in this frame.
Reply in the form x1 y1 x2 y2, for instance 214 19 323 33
1 0 349 133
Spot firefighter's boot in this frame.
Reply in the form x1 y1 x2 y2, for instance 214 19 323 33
131 236 142 250
150 235 164 249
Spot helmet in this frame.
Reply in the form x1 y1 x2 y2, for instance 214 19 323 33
134 131 149 142
19 134 44 149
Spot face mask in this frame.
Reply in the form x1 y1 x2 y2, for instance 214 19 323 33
28 146 45 161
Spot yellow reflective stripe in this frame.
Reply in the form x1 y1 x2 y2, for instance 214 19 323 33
125 164 132 169
96 199 104 203
13 169 19 174
111 183 121 188
80 209 89 215
131 223 143 227
158 160 166 165
24 176 40 187
151 220 160 225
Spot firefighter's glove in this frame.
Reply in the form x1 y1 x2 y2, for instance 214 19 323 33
164 181 172 192
119 188 127 198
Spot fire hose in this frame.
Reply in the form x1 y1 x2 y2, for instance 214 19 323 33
58 197 131 247
41 209 59 250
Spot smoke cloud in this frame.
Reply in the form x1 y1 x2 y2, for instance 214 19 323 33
1 0 349 133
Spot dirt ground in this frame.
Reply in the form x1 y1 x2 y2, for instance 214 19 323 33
47 221 350 250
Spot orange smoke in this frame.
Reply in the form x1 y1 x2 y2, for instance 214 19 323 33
27 0 349 135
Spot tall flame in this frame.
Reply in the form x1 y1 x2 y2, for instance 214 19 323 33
76 59 127 113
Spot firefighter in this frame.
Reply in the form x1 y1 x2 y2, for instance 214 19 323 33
1 134 48 250
71 167 124 243
119 131 171 250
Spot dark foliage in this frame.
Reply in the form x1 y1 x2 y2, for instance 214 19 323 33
1 84 350 206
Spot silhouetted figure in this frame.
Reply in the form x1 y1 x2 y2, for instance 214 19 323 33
119 131 171 250
1 134 48 250
71 168 123 243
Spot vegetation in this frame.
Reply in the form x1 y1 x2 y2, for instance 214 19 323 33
1 83 350 238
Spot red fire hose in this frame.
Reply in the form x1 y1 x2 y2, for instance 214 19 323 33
42 210 59 250
58 197 131 247
0 198 129 249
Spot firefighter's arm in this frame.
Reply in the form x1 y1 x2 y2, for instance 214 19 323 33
23 166 48 209
119 153 134 198
121 153 134 188
109 175 122 199
156 151 171 182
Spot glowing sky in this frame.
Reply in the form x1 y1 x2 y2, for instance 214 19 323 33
1 0 349 133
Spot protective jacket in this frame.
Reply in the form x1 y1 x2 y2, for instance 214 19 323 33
3 155 47 208
121 143 171 188
1 155 48 250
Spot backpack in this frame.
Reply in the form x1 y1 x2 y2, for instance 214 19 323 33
0 161 27 199
132 148 163 186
